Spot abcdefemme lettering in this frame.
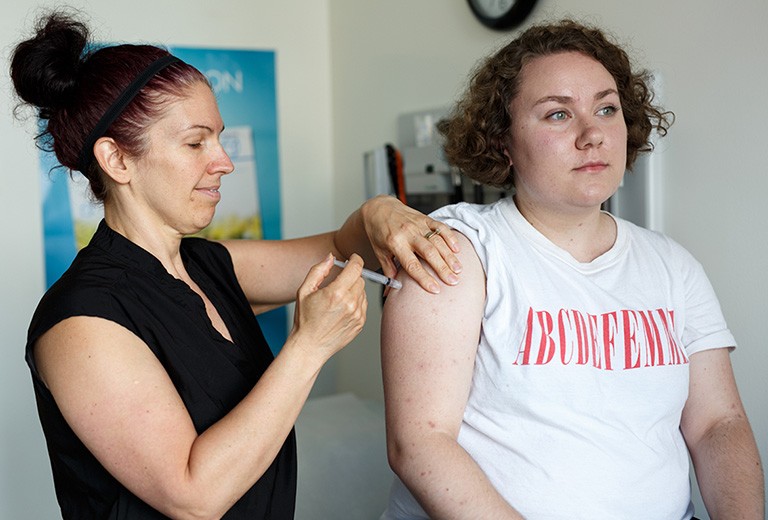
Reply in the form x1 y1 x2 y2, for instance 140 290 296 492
513 307 688 370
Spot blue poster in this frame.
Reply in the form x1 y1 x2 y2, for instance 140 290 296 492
39 47 287 351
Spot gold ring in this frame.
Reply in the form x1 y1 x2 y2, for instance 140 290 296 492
424 229 441 240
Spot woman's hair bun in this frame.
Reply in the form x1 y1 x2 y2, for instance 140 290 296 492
10 11 90 118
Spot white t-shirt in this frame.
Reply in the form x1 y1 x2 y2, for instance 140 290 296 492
383 198 735 520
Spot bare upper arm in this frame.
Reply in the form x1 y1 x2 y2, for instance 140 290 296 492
221 233 341 310
381 232 485 443
35 316 198 505
680 347 746 447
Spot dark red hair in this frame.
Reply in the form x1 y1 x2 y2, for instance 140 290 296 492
11 10 208 201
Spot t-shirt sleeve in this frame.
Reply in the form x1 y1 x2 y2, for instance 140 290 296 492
674 241 736 356
430 203 490 275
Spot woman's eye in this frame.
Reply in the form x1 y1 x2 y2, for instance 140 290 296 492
598 105 619 116
187 142 202 149
547 111 568 121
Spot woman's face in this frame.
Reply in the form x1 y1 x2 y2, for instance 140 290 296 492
506 51 627 218
129 81 234 235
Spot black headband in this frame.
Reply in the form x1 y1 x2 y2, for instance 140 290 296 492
77 54 181 173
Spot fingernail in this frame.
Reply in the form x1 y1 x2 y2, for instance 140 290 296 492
429 283 440 294
452 262 463 273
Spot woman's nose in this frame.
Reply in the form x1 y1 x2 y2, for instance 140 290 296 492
575 121 604 150
212 144 235 175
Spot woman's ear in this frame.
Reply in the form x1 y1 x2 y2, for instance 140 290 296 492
93 137 130 185
502 146 513 167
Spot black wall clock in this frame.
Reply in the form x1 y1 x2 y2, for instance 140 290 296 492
467 0 538 30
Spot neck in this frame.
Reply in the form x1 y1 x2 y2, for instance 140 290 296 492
104 205 187 278
513 196 617 263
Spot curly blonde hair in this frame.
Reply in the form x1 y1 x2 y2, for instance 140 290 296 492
437 19 673 188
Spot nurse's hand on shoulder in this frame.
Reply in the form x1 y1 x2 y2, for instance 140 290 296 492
289 254 367 362
361 195 462 294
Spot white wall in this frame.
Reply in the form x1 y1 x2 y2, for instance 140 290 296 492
0 1 333 517
2 0 766 517
328 0 768 517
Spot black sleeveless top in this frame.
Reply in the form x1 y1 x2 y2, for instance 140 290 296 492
26 220 296 519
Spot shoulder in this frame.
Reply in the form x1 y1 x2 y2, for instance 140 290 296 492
27 248 136 376
181 236 231 264
387 231 485 318
431 200 507 229
619 220 721 312
620 218 701 266
432 200 515 275
32 247 128 327
182 237 237 278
